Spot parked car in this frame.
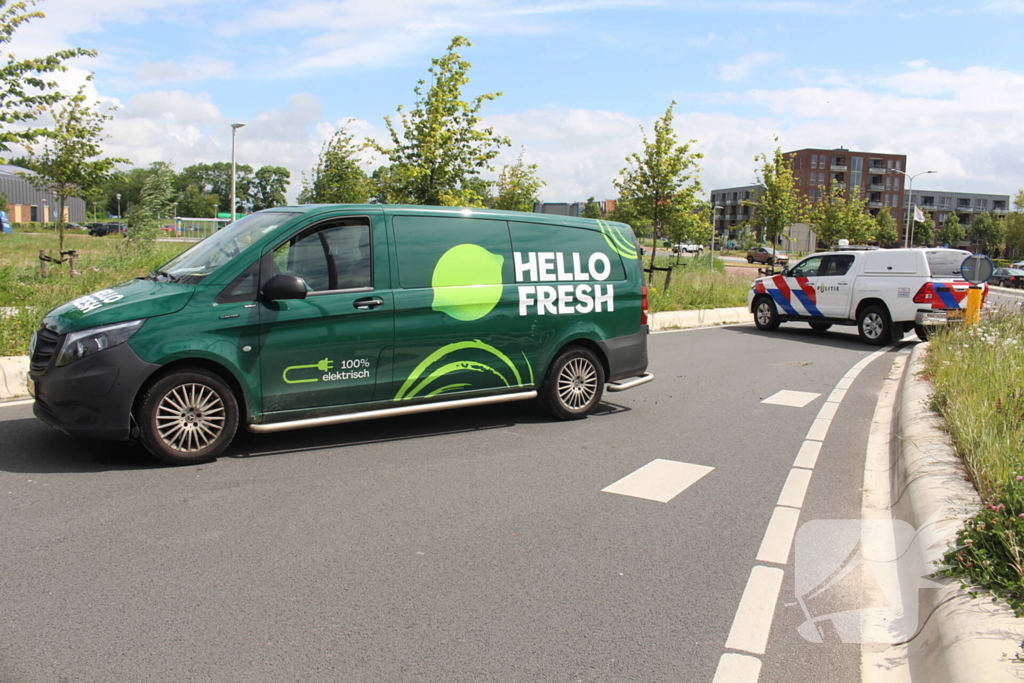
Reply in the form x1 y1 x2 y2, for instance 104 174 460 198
672 242 703 254
88 222 126 237
65 222 88 231
746 246 788 265
748 247 985 345
991 268 1024 289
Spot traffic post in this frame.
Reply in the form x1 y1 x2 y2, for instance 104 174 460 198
959 253 994 326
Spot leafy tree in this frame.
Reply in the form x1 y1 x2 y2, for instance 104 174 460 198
911 211 934 246
613 101 703 271
298 127 368 204
492 149 545 213
580 197 602 219
126 161 174 246
175 183 218 218
0 0 96 152
807 184 874 248
250 165 290 211
936 211 965 247
1005 212 1024 259
874 207 899 247
749 143 804 247
0 189 7 215
370 36 510 206
27 83 125 254
367 164 413 205
460 176 491 208
176 162 253 213
970 211 1004 256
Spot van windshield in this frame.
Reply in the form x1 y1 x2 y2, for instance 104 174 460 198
157 212 300 284
925 249 970 279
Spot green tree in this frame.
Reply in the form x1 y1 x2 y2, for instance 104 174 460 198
936 211 965 247
175 183 218 218
580 197 602 219
298 127 368 204
492 149 545 213
370 36 510 206
807 184 874 248
0 0 96 152
176 162 253 213
27 83 125 255
749 143 804 247
126 161 174 246
614 101 703 271
970 211 1004 256
1005 213 1024 259
250 165 290 211
911 210 934 246
874 207 899 247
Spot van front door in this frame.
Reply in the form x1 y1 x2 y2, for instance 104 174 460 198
259 214 393 414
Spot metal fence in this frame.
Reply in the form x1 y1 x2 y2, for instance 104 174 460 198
174 217 231 241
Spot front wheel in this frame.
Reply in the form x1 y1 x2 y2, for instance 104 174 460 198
538 346 605 420
858 305 892 346
136 368 239 465
747 256 754 264
754 297 781 331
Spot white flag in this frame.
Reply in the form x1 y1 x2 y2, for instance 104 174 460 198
913 205 925 223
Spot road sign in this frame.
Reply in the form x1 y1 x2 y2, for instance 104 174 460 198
960 254 994 285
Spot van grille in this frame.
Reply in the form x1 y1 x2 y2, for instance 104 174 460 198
30 328 63 372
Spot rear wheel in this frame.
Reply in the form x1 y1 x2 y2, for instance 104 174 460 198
754 297 781 331
914 324 933 341
136 368 239 465
539 346 605 420
809 322 832 331
747 256 754 264
858 305 891 346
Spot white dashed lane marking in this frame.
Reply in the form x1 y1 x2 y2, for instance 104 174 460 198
761 390 821 408
600 459 714 503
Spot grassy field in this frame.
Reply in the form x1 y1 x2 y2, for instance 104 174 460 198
644 253 751 311
0 233 190 356
925 312 1024 614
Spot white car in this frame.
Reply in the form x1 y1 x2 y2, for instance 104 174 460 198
672 242 703 254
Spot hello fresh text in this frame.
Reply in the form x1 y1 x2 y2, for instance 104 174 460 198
514 252 615 315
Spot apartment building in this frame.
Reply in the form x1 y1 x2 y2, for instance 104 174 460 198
903 190 1009 232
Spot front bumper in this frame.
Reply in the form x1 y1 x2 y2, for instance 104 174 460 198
30 341 161 441
915 308 965 326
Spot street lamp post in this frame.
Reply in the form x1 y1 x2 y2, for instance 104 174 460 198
889 169 936 247
230 122 246 223
116 193 121 219
710 204 724 265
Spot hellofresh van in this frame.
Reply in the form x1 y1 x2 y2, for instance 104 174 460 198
28 205 653 465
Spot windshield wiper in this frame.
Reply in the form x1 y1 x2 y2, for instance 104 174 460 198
148 270 178 283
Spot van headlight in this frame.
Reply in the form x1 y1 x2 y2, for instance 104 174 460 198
56 319 145 367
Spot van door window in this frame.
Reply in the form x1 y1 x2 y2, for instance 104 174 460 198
273 219 372 293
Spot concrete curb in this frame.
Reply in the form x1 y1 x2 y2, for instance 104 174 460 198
897 343 1024 682
0 355 30 401
649 306 752 332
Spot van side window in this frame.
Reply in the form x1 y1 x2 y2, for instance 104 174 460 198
217 260 261 303
791 256 824 278
273 219 372 293
822 255 854 277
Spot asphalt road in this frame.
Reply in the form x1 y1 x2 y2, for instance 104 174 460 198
0 324 909 683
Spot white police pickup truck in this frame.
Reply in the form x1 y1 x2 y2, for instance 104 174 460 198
748 248 984 345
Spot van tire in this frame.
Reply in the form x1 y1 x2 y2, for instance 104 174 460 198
539 346 605 420
809 322 832 331
858 305 891 346
753 297 781 331
136 368 239 466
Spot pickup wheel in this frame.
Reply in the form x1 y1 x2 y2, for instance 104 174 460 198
914 324 933 341
754 297 781 331
809 322 832 331
857 305 891 346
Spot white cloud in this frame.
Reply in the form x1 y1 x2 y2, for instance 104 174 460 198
137 58 235 85
719 52 783 82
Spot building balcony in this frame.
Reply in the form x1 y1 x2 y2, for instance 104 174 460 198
867 184 885 191
920 204 936 210
867 166 887 175
830 164 848 172
867 201 883 208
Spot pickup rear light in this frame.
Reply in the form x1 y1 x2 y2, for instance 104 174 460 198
641 286 649 326
913 282 935 304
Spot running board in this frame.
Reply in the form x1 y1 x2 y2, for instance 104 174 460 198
248 390 539 434
606 373 655 392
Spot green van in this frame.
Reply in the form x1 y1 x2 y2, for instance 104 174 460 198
27 205 652 465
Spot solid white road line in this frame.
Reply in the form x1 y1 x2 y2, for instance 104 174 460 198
756 506 803 565
0 398 33 408
761 390 821 408
776 468 814 509
725 565 785 655
600 459 714 503
793 440 823 469
712 653 762 683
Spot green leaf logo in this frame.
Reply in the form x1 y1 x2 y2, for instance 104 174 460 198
431 243 504 321
394 340 533 401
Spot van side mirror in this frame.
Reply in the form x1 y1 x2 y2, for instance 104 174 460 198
262 274 308 301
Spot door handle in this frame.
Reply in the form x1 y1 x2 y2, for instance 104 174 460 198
838 282 848 285
353 297 384 310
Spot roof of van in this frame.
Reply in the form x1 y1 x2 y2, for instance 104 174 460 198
269 204 632 232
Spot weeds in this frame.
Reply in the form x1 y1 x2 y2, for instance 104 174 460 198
646 254 750 312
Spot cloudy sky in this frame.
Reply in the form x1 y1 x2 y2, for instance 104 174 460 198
10 0 1024 203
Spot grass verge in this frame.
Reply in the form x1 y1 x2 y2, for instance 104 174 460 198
0 233 190 356
645 254 751 312
925 311 1024 614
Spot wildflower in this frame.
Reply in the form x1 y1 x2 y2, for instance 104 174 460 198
1017 476 1023 482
